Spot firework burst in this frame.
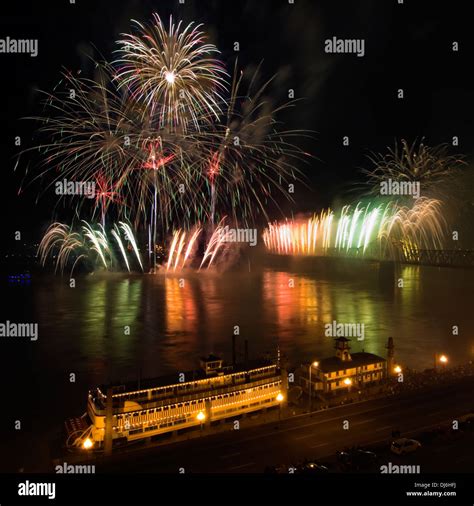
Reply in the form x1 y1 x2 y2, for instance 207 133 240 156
114 14 228 132
20 60 210 236
20 61 149 219
363 139 465 200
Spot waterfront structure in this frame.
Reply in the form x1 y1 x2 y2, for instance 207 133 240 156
65 355 287 451
387 336 395 374
300 337 387 396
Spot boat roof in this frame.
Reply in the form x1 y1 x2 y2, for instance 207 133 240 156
200 354 222 362
97 358 276 395
317 352 386 373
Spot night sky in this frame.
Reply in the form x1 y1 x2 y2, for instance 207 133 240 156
1 0 473 243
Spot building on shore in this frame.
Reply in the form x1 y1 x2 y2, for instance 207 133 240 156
299 337 389 396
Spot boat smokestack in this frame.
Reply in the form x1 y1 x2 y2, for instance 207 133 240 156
104 386 114 456
386 336 395 377
232 334 237 366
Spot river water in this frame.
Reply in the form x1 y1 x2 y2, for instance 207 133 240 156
2 257 473 471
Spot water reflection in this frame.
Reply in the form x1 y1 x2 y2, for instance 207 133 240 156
31 265 474 388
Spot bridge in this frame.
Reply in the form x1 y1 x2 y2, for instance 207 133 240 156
324 242 474 268
269 246 474 268
400 249 474 268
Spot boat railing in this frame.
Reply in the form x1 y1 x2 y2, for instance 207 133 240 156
91 374 282 416
112 367 279 403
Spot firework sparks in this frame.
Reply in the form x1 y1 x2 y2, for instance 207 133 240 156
363 140 465 200
379 198 447 260
263 211 334 256
82 221 110 269
114 14 228 131
20 60 206 236
199 219 228 269
20 61 151 225
112 226 131 272
189 62 311 226
119 221 144 271
165 227 202 271
263 198 447 261
38 223 85 274
39 221 144 274
93 171 123 228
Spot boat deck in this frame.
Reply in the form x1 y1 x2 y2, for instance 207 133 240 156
91 359 281 412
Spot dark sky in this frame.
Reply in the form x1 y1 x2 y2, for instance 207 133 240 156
1 0 473 240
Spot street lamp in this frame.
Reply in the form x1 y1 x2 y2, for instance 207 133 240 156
394 365 402 374
82 438 93 450
276 392 284 425
434 353 448 371
196 411 205 421
343 377 352 393
197 411 205 435
308 361 319 414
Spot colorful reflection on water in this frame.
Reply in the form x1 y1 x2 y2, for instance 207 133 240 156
31 264 474 385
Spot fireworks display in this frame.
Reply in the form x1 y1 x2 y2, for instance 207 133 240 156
39 219 234 273
21 14 456 274
21 13 308 273
263 198 447 262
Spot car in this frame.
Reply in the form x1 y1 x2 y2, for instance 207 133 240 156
296 462 329 474
353 449 378 469
264 464 288 474
336 448 378 471
390 438 421 455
